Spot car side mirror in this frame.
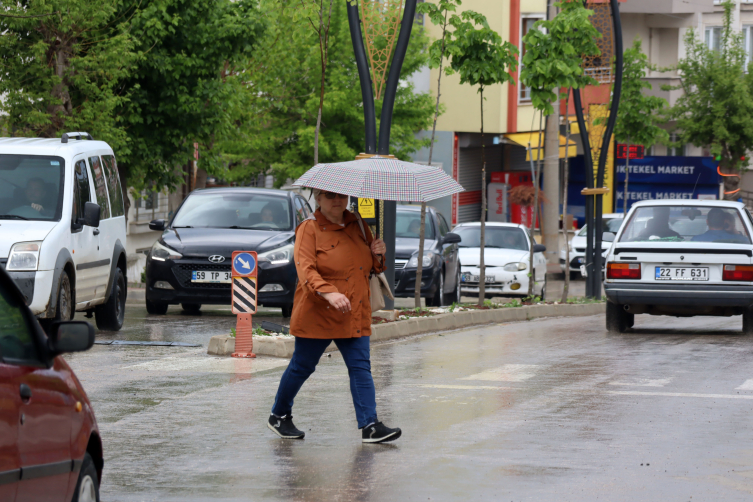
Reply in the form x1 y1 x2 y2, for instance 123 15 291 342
149 219 166 231
79 202 100 227
533 244 546 253
442 232 462 245
47 321 95 355
603 231 616 242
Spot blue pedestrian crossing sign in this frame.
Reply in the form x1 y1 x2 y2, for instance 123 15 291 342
232 251 257 277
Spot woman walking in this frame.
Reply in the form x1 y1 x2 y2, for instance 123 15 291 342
267 189 402 443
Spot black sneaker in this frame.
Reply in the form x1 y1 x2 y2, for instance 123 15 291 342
362 422 402 443
267 414 305 439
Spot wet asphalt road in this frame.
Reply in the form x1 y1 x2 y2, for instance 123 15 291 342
64 304 753 502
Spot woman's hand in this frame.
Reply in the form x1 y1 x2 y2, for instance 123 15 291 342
320 292 351 313
371 238 386 255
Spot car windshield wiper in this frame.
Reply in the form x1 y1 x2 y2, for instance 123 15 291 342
0 214 28 220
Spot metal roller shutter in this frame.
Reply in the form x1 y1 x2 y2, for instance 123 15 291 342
457 146 503 223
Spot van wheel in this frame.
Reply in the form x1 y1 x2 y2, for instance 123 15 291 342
95 269 126 331
181 303 201 313
55 271 73 321
743 306 753 335
72 452 100 502
606 301 629 333
146 298 168 315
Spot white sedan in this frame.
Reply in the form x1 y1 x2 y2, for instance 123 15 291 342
453 222 547 298
560 213 624 278
604 200 753 333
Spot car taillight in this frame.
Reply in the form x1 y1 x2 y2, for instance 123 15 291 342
723 265 753 281
607 262 641 279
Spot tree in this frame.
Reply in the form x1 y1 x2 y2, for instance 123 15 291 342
118 0 264 199
0 1 135 153
445 11 518 305
222 0 434 186
665 0 753 199
612 38 668 214
520 0 600 297
413 0 457 308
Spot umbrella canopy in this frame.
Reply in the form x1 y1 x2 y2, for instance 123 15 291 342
292 156 464 202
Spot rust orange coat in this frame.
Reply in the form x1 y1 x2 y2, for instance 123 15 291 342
290 209 385 339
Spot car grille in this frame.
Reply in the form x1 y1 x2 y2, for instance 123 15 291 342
575 248 585 253
394 259 408 270
173 263 232 289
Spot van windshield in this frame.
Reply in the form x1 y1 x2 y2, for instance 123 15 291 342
619 205 752 244
0 155 65 221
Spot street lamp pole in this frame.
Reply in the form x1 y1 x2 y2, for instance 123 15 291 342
347 0 418 310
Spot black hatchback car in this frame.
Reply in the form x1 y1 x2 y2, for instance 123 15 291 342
393 205 462 306
144 188 313 317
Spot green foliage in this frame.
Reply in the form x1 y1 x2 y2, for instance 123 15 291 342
520 1 601 115
119 0 264 193
612 39 668 148
221 0 434 186
665 0 753 183
416 0 461 71
0 1 136 153
444 11 518 92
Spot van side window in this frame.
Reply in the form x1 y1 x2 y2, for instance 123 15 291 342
293 197 306 224
72 160 91 225
88 156 110 219
101 155 125 217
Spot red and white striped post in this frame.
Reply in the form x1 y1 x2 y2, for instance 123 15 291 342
230 251 258 358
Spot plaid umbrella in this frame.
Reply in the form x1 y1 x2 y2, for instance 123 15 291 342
292 156 464 202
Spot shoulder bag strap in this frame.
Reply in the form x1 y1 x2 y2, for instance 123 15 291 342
355 211 384 272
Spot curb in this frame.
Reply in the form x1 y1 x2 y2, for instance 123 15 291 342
207 302 605 358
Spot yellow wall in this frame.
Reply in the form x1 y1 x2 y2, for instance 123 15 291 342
425 0 546 134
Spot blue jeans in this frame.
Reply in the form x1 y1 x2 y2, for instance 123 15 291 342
272 336 377 429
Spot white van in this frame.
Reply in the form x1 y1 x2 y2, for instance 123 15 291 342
0 133 128 330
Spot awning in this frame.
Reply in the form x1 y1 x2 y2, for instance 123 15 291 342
504 132 578 161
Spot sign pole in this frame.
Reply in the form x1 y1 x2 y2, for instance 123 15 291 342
230 251 258 358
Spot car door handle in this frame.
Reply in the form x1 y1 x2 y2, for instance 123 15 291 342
93 229 100 235
19 383 31 401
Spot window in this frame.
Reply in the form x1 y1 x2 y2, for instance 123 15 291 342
172 193 294 230
396 211 435 239
88 156 110 219
102 155 125 217
72 160 91 225
619 205 751 243
293 197 306 225
438 213 450 237
454 225 530 250
0 277 40 365
519 17 543 102
705 26 722 51
0 155 64 221
668 133 685 157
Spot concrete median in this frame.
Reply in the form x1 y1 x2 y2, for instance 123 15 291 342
207 302 606 358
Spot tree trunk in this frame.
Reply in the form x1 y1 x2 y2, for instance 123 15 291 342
478 87 486 306
623 140 630 215
528 113 544 297
415 10 449 308
721 160 741 200
561 94 571 304
313 0 334 166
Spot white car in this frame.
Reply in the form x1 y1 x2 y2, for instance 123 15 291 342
560 213 624 278
0 133 128 330
603 200 753 334
453 222 547 298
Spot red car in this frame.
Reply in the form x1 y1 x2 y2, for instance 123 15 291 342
0 265 103 502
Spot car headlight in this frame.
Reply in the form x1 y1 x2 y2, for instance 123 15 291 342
407 251 435 268
568 242 573 252
503 262 527 272
150 241 182 261
7 241 42 271
258 243 294 265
